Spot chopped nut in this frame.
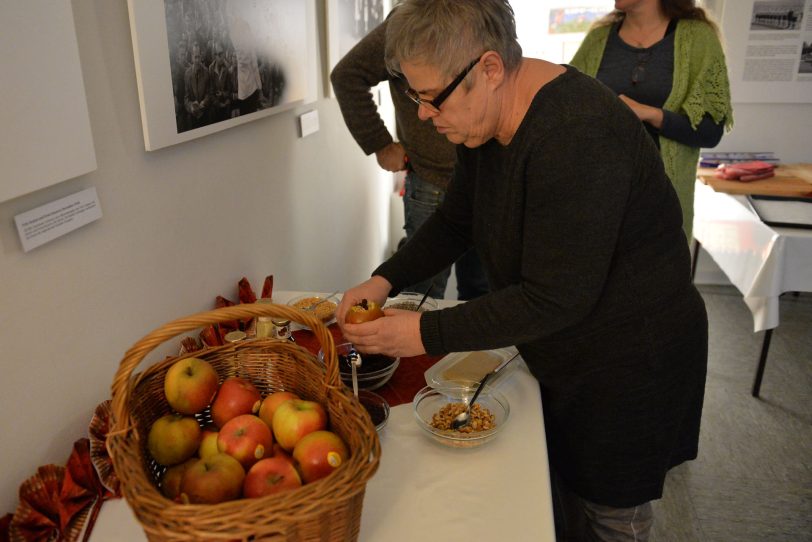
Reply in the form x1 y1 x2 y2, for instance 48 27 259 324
429 402 496 433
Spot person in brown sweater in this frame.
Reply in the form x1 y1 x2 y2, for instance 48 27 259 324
330 17 488 301
336 1 708 540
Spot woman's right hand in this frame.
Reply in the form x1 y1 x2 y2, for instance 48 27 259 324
336 275 393 329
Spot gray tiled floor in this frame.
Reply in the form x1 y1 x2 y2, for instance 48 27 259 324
651 286 812 542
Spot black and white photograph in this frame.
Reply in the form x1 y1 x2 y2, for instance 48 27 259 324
128 0 317 150
327 0 389 77
800 40 812 73
165 0 289 133
749 1 804 30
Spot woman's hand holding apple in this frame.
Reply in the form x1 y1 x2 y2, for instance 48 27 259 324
336 276 392 328
341 308 426 359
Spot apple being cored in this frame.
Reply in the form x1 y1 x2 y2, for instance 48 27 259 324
243 456 302 498
179 453 245 504
258 391 299 428
346 299 384 324
147 413 201 466
160 457 198 500
210 377 261 427
163 357 219 415
272 399 328 451
292 430 349 483
217 414 273 468
198 426 219 459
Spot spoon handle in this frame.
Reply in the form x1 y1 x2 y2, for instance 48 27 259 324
492 351 520 376
468 371 492 407
415 283 434 311
469 352 519 406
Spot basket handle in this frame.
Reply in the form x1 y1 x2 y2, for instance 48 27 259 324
110 303 338 429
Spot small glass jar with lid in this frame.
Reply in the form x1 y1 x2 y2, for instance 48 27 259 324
254 298 275 339
224 330 247 343
271 317 291 340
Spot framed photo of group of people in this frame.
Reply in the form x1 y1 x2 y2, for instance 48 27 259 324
127 0 318 151
326 0 390 96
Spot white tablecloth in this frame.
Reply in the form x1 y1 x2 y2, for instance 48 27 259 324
693 181 812 331
89 293 555 541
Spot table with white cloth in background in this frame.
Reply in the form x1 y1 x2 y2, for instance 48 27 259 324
88 293 556 541
692 180 812 396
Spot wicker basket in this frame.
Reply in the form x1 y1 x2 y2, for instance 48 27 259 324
108 303 381 541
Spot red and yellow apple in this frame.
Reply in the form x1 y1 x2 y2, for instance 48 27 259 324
163 357 219 415
346 299 384 324
160 457 198 500
292 430 349 483
147 413 201 466
258 390 299 428
272 399 328 451
211 377 261 427
243 456 302 498
217 414 273 469
270 442 293 462
179 453 245 504
198 426 220 458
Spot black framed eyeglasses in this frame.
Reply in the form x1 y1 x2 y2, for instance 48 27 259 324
403 55 482 113
631 51 652 85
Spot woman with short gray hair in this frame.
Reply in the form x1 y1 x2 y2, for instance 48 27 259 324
337 1 708 539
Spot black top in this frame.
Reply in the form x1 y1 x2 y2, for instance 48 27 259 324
596 20 724 148
374 67 708 507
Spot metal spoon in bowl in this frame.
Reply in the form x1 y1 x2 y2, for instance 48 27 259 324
348 348 362 398
451 371 493 430
451 351 520 430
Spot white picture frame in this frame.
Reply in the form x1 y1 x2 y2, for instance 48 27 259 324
326 0 391 96
127 0 318 151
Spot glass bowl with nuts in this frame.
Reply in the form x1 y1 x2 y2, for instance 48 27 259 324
412 385 510 448
287 293 339 324
384 292 439 312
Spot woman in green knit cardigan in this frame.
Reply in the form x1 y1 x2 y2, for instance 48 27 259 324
571 0 733 241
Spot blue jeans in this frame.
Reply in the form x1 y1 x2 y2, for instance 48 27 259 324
402 170 489 300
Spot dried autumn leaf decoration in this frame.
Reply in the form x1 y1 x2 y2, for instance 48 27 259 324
59 438 113 540
9 464 68 542
200 275 274 347
88 401 120 497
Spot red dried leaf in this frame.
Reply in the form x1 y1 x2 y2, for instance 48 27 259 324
215 296 240 333
1 513 12 542
260 275 274 299
10 465 64 542
60 439 111 535
199 325 223 347
88 401 120 497
237 277 257 305
178 337 202 355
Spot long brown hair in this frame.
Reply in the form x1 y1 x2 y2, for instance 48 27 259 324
595 1 720 35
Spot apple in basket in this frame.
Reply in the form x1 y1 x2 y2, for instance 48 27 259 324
258 390 299 428
147 414 201 466
292 430 349 483
180 453 245 504
160 457 198 500
272 399 328 451
211 377 262 427
218 414 273 469
198 426 220 459
243 456 302 498
163 357 219 415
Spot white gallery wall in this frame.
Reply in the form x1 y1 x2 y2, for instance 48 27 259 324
0 0 393 515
